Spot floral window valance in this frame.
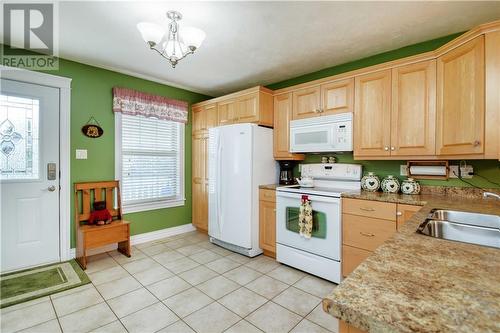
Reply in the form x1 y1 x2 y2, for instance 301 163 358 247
112 87 188 123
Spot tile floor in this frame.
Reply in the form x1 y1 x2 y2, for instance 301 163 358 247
0 231 339 333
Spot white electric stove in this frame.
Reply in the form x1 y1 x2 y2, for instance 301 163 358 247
275 163 362 284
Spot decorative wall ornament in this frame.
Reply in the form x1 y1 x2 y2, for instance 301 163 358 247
112 87 188 123
81 116 104 138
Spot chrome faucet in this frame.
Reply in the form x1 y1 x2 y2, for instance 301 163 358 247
483 192 500 200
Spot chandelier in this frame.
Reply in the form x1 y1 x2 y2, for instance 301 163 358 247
137 11 205 68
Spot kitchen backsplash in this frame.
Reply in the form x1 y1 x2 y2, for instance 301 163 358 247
295 154 500 189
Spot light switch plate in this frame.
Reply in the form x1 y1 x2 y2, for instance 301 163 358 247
400 165 408 176
76 149 87 160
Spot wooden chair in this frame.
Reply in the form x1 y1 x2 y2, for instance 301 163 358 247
74 180 130 269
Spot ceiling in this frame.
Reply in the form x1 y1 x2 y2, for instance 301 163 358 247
37 2 500 95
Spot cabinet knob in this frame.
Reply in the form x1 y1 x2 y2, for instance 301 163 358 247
391 146 395 151
396 211 402 216
473 140 481 147
384 146 389 151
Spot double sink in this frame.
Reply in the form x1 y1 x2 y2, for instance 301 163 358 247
417 209 500 249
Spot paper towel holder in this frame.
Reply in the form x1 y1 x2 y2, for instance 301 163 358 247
406 160 449 180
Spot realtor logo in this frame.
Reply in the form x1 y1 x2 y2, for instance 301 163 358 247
2 2 59 70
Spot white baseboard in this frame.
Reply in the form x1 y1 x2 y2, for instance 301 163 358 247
69 223 196 259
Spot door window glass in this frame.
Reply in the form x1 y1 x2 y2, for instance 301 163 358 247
285 206 327 238
0 94 40 180
294 131 328 145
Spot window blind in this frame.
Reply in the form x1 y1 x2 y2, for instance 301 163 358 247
120 114 182 206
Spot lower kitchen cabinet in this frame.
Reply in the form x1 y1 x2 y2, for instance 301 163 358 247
340 320 367 333
259 188 276 258
342 198 420 277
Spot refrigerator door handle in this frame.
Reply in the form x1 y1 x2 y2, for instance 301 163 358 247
217 134 223 236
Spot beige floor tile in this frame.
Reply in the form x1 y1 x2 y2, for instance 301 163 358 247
85 255 120 274
223 266 262 285
135 240 164 250
205 258 241 274
290 319 332 333
184 302 240 333
152 251 186 265
147 276 191 300
267 265 306 285
226 253 252 264
0 300 56 333
95 275 142 300
176 244 205 256
246 302 302 333
121 257 159 274
18 319 61 333
294 276 336 298
52 285 104 316
306 304 340 332
87 253 111 262
209 246 234 257
197 241 220 251
244 256 280 274
178 265 219 285
140 243 170 256
108 248 147 265
218 287 267 317
245 275 289 299
1 295 50 313
225 320 263 333
162 257 200 274
107 288 158 318
157 320 195 333
164 238 190 249
50 284 94 300
133 265 174 286
189 250 222 264
59 302 116 333
120 302 178 333
90 320 127 333
196 276 239 299
164 287 213 318
273 287 321 316
87 266 130 285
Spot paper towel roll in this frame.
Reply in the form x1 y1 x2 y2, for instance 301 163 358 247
409 165 447 176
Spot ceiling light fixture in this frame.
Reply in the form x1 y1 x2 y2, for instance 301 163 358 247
137 11 205 68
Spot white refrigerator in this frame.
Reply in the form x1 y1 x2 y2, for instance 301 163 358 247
208 123 277 257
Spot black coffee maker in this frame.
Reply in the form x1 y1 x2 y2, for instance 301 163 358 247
279 161 296 185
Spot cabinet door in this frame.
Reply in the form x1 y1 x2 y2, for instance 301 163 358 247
292 86 321 120
437 36 485 155
218 99 237 125
342 245 371 277
205 103 218 128
237 93 259 123
273 93 305 160
391 60 436 156
259 198 276 256
354 70 392 157
192 135 207 230
396 204 421 230
321 78 354 115
192 106 207 134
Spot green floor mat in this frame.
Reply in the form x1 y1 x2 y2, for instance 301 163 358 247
0 260 90 308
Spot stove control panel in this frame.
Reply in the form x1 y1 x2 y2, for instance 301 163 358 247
300 163 362 181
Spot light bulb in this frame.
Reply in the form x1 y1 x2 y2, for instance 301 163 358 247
137 22 165 45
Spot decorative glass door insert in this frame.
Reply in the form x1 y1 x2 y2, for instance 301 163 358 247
0 94 40 180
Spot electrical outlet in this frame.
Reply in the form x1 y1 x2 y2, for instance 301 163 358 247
449 165 473 178
400 165 408 176
76 149 87 160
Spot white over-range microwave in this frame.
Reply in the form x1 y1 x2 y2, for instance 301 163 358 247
289 112 353 153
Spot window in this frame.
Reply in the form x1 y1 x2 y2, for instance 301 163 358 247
115 113 184 213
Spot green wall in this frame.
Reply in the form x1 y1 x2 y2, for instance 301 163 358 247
41 59 209 246
266 33 500 189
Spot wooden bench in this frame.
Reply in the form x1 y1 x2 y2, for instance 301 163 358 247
74 180 130 269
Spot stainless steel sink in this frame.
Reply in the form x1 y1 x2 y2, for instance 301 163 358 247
417 209 500 249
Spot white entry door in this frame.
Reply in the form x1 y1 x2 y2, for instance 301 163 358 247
1 78 60 273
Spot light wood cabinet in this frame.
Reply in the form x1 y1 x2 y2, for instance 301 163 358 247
273 93 305 160
340 320 367 333
292 86 321 119
237 93 259 123
396 204 421 230
342 245 371 277
215 88 273 127
217 99 238 125
321 78 354 115
259 189 276 258
485 31 500 160
391 60 436 156
354 70 392 157
437 36 485 155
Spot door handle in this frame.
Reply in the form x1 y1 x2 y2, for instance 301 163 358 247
359 232 375 237
48 185 56 192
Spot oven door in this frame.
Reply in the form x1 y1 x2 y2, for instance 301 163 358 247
276 191 341 260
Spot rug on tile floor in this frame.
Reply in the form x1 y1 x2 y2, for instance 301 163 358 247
0 260 90 308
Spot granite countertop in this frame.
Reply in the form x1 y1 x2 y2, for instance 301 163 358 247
259 184 279 190
323 191 500 333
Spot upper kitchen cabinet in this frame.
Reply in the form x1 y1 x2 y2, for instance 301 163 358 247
292 86 321 119
436 36 485 155
193 103 217 134
321 78 355 115
217 98 238 125
485 31 500 160
391 60 436 156
273 93 305 160
354 70 392 157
